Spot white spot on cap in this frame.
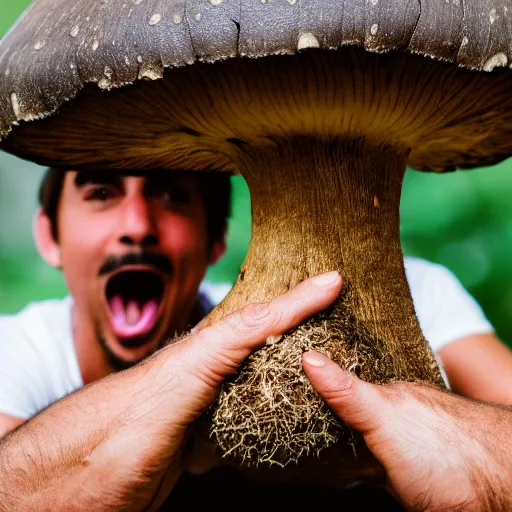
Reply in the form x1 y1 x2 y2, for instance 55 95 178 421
138 66 163 80
134 0 143 4
489 8 496 24
461 36 469 47
98 77 112 89
287 0 297 5
70 25 80 37
33 41 44 50
483 52 507 71
128 8 133 16
92 39 99 51
195 13 201 21
137 55 143 63
173 13 183 24
371 0 378 5
210 0 223 5
149 13 162 25
5 68 10 77
370 24 378 35
298 33 320 50
10 93 21 119
125 56 130 65
104 66 113 78
70 63 75 69
261 0 266 3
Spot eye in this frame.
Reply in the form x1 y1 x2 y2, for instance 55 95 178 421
147 178 192 207
161 185 191 206
85 185 119 201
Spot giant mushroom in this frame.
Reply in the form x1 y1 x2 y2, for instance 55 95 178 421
1 0 512 470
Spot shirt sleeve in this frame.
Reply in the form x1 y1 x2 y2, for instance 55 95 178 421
406 259 494 353
0 315 42 419
199 282 232 308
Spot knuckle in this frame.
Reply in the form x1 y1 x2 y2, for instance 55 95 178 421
186 330 244 380
203 352 241 381
168 347 222 395
322 374 356 405
228 302 281 333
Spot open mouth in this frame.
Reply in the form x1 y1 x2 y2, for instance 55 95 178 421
105 270 165 342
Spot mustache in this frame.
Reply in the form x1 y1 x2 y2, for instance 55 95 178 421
99 252 173 277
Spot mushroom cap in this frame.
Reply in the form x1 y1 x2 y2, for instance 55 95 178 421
1 0 512 172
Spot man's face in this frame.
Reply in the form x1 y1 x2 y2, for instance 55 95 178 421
56 170 212 368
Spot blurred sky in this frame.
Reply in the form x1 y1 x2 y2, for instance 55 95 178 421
1 0 511 347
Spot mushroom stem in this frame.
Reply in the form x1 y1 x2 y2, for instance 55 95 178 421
209 136 444 466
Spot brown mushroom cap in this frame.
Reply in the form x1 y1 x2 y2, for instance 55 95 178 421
1 0 512 172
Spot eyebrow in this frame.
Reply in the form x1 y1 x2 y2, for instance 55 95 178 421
74 170 123 188
72 168 204 190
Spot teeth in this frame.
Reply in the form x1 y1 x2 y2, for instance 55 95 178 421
126 300 141 326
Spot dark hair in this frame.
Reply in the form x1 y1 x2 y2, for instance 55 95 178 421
38 168 232 251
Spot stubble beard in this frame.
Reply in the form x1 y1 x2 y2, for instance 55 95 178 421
96 326 161 371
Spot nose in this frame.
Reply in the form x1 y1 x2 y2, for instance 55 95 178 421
118 195 158 247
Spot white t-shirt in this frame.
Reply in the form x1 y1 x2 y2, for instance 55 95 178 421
0 259 493 420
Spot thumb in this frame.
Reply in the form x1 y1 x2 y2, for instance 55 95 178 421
302 351 386 435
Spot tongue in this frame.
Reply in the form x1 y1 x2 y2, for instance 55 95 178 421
110 295 159 338
126 300 142 326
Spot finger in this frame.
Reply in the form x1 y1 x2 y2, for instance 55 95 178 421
186 271 342 375
302 350 386 435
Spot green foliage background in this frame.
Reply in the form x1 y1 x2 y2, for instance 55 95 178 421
1 1 511 347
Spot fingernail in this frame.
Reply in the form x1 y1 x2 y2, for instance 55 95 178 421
312 271 340 286
303 351 328 367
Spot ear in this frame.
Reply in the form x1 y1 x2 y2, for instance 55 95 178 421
33 207 61 268
208 225 227 266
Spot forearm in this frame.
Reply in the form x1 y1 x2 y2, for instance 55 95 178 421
0 352 184 512
439 334 512 406
302 351 512 512
470 402 512 511
0 274 342 511
385 391 512 511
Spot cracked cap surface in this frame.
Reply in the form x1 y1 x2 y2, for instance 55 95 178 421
1 0 512 172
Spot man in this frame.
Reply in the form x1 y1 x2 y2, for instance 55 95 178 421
0 165 511 506
0 165 511 438
0 273 511 511
0 167 230 434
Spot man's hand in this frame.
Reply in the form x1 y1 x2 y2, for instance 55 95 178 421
0 272 342 512
303 351 512 511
